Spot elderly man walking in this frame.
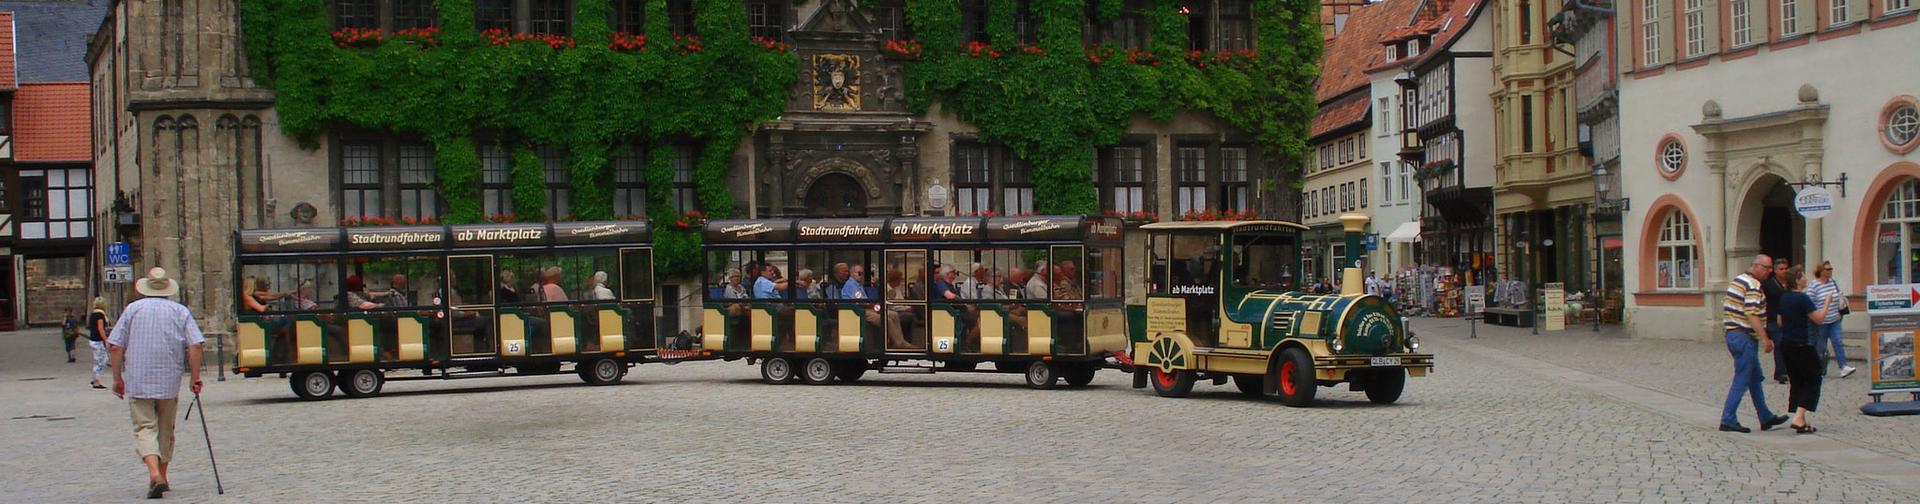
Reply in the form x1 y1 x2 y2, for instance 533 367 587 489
1719 255 1790 433
108 267 205 499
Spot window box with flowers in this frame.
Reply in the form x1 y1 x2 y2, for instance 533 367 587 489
1414 159 1456 181
882 39 923 61
1178 209 1261 221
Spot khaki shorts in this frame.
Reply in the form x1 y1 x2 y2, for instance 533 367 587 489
129 398 180 464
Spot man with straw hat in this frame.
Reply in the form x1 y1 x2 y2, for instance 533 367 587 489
108 267 204 499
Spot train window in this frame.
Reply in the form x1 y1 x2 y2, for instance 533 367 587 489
446 256 494 307
709 249 788 300
1232 232 1297 290
976 248 1043 299
1148 234 1170 294
345 255 441 310
1169 234 1221 288
788 249 831 300
552 249 620 301
493 254 545 304
1050 246 1084 302
883 250 927 301
240 260 341 314
1087 246 1122 301
620 248 654 301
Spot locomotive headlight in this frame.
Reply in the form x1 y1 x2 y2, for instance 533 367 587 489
1330 338 1345 352
1406 335 1420 352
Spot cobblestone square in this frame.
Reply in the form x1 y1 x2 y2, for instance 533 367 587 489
4 321 1917 503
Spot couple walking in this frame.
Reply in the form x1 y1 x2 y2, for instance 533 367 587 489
1720 255 1839 434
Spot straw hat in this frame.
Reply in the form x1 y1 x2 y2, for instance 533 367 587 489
135 267 180 298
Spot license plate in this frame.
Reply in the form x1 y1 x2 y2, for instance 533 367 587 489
1369 357 1401 367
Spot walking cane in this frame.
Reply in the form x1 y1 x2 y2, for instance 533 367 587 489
182 392 226 495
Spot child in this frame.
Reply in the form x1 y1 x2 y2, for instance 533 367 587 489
60 308 79 363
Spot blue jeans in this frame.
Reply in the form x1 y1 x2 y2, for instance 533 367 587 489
1721 329 1778 426
1819 322 1848 368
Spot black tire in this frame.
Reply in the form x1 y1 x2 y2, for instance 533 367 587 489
1148 367 1196 398
761 357 796 384
1024 361 1059 389
1063 364 1097 387
341 369 385 398
832 360 868 382
579 358 625 386
290 371 335 400
1276 347 1317 407
801 357 836 385
1364 368 1407 404
1232 374 1264 396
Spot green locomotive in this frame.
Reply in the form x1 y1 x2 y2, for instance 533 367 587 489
1127 215 1433 406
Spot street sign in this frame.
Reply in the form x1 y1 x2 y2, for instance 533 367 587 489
1364 234 1378 251
1464 285 1486 315
103 265 135 283
1863 284 1920 415
1866 284 1920 312
1542 283 1566 331
1794 186 1834 219
106 242 131 265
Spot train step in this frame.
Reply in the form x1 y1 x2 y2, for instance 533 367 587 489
878 366 936 374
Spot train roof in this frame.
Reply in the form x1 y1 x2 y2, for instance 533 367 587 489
1138 220 1310 231
703 215 1124 245
235 221 651 255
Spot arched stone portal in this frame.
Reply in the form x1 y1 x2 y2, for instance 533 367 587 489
1729 171 1803 270
803 172 868 217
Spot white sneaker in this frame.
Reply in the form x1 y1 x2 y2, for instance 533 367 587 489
1839 366 1857 378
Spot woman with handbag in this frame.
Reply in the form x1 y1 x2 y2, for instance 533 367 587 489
1809 261 1856 378
87 297 112 389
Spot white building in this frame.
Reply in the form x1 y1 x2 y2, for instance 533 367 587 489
1618 0 1919 339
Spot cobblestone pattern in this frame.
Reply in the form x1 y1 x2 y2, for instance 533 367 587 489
2 326 1915 503
1428 317 1920 465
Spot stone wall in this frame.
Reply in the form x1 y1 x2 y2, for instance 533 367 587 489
24 257 89 326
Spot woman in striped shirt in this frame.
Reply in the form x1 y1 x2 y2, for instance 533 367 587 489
1809 261 1857 378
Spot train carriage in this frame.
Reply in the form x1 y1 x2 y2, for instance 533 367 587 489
231 220 687 399
1128 216 1435 406
699 216 1129 388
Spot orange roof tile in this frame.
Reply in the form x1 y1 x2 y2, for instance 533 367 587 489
13 82 92 162
1310 91 1371 139
0 12 16 90
1316 0 1422 102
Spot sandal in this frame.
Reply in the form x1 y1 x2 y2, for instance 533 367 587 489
1792 424 1818 434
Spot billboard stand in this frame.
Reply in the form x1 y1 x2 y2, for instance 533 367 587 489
1860 284 1920 416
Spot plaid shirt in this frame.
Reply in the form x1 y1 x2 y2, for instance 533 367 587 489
107 297 205 400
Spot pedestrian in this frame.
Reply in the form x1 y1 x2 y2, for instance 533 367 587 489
62 307 80 363
88 297 112 389
1719 254 1790 433
1762 258 1791 384
107 267 206 499
1775 265 1837 433
1808 260 1857 378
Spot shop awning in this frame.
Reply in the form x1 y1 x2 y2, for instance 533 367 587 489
1385 221 1422 243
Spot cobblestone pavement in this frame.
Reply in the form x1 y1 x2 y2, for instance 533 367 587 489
4 325 1918 503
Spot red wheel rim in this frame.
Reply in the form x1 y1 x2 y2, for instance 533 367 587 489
1279 360 1298 396
1154 368 1178 389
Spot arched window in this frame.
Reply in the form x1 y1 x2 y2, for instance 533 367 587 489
1876 178 1920 284
1655 210 1697 289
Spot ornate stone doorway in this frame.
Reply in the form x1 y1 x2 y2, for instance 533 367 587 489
1735 173 1804 267
803 173 868 217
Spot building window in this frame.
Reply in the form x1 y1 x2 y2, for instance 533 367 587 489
668 0 696 35
481 142 512 216
613 0 646 34
1004 158 1034 215
529 0 571 35
961 0 990 43
947 141 1035 215
1519 0 1532 44
1878 178 1920 284
1782 0 1800 36
1521 96 1535 152
1641 0 1660 65
1089 0 1150 49
397 143 438 220
1831 0 1851 25
1184 0 1212 51
1884 98 1920 154
1655 210 1697 289
1683 0 1705 57
1380 163 1393 206
393 0 439 29
476 0 514 31
1398 161 1410 202
1013 0 1038 44
1657 134 1687 179
342 141 383 218
16 169 92 240
538 146 570 219
1218 0 1253 51
1378 97 1393 136
873 0 910 40
671 144 699 213
747 0 784 40
334 0 378 29
1099 146 1147 213
1175 146 1208 215
1360 178 1368 208
1730 0 1752 47
614 144 648 217
1221 147 1250 211
1893 0 1916 13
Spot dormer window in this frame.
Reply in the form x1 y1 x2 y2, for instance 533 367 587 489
1385 44 1400 61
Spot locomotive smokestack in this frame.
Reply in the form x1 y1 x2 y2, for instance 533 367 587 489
1338 214 1370 296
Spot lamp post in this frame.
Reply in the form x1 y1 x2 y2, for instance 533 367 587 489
1594 165 1610 332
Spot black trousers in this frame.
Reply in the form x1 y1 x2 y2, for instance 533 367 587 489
1769 324 1787 381
1782 343 1824 413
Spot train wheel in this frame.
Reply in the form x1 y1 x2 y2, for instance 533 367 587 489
579 358 626 386
760 357 796 384
290 371 334 400
1276 348 1317 407
1063 364 1097 387
341 369 385 398
1024 361 1059 389
832 360 867 383
1149 367 1194 397
801 358 836 385
1364 369 1407 404
1232 374 1264 397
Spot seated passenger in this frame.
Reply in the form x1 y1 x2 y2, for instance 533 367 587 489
793 269 817 300
957 264 1000 301
1025 261 1051 300
753 264 782 299
539 266 568 302
722 269 748 299
345 275 380 310
930 266 959 301
496 270 522 304
589 271 615 300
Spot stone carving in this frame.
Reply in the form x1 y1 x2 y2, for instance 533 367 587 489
290 202 318 225
812 54 862 111
795 157 884 200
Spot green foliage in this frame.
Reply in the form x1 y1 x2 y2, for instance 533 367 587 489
241 0 797 276
901 0 1321 215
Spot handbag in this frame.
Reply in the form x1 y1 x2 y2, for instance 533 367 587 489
1837 281 1852 316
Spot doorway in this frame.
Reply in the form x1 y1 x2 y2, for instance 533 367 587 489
803 173 867 217
1757 176 1804 267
